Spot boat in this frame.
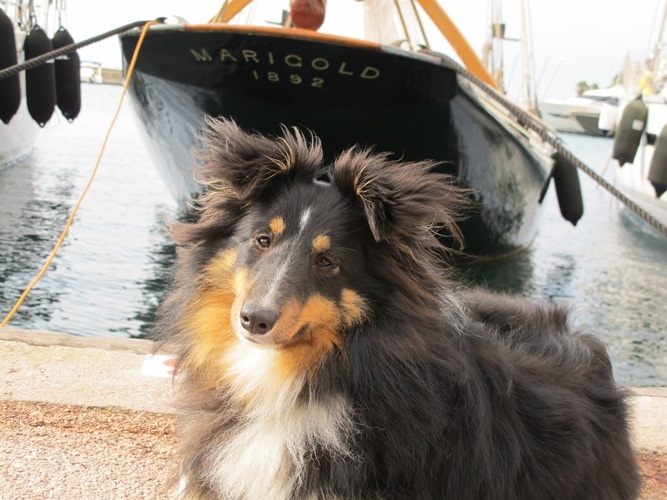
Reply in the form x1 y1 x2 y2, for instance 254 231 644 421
539 88 622 137
80 61 103 84
119 0 579 257
0 1 80 170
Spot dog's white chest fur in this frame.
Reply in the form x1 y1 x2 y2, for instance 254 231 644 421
200 395 356 499
185 344 357 499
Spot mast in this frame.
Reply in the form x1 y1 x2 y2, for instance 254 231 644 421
520 0 538 114
487 0 505 90
211 0 254 23
651 1 667 86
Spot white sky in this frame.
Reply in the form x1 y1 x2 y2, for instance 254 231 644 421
58 0 665 100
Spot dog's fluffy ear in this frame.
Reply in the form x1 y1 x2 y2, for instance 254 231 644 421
195 117 323 201
331 147 470 247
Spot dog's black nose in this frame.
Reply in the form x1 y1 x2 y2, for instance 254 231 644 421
239 304 278 335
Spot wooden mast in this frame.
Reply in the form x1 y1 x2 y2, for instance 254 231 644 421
211 0 254 23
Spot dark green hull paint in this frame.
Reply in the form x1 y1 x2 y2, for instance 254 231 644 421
120 26 551 257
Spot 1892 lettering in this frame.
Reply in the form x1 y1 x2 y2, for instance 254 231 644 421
252 70 325 87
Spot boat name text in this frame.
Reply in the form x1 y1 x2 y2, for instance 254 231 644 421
189 48 381 87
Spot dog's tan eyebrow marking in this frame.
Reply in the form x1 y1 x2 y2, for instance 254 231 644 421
269 217 285 236
312 235 331 253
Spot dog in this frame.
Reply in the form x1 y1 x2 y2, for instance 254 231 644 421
154 118 640 499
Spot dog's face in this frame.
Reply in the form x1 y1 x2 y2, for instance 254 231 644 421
230 182 370 348
195 182 372 385
165 118 469 393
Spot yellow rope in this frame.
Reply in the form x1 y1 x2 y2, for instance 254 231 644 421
0 20 160 328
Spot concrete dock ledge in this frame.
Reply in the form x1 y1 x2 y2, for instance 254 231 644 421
0 327 176 414
1 326 666 450
0 326 665 498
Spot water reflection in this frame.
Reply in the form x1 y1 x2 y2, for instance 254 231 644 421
0 157 76 325
0 84 178 338
462 248 536 295
132 213 177 338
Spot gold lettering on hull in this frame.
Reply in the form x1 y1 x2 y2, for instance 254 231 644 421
189 48 213 62
242 50 259 63
188 46 381 89
337 62 353 76
219 49 237 62
284 54 302 67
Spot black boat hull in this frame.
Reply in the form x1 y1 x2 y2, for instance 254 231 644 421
120 26 551 256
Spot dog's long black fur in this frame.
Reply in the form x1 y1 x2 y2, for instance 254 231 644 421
155 118 640 499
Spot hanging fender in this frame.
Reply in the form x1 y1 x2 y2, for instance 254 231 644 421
0 8 20 124
290 0 326 30
52 26 81 121
544 152 584 226
612 98 648 166
648 123 667 198
24 24 56 127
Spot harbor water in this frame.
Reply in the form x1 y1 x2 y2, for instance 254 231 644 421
1 84 665 387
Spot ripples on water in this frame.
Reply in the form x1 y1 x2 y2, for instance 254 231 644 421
0 84 178 338
0 85 665 386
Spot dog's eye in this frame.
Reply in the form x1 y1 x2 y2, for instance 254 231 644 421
316 255 333 267
255 235 272 249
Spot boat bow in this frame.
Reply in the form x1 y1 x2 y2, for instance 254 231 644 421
120 1 556 256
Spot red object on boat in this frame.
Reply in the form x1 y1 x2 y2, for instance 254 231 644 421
290 0 326 30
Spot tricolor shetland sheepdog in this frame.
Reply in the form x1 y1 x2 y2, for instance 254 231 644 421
155 118 640 499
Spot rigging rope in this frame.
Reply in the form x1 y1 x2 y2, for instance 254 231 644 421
0 20 161 328
0 19 165 81
420 49 667 239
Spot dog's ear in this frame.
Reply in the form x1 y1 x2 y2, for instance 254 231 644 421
331 147 470 247
195 117 323 201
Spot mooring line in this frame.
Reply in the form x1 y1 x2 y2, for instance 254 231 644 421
0 20 161 328
422 49 667 239
0 18 164 81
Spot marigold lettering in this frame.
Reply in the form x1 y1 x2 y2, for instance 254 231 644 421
190 48 213 62
338 62 353 76
188 47 382 85
220 49 237 62
360 66 380 79
242 50 259 63
285 54 302 67
311 58 329 71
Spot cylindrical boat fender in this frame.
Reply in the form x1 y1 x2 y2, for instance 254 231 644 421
551 152 584 226
24 24 56 127
52 26 81 121
612 98 648 166
290 0 326 30
597 102 618 135
648 124 667 198
0 8 20 124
